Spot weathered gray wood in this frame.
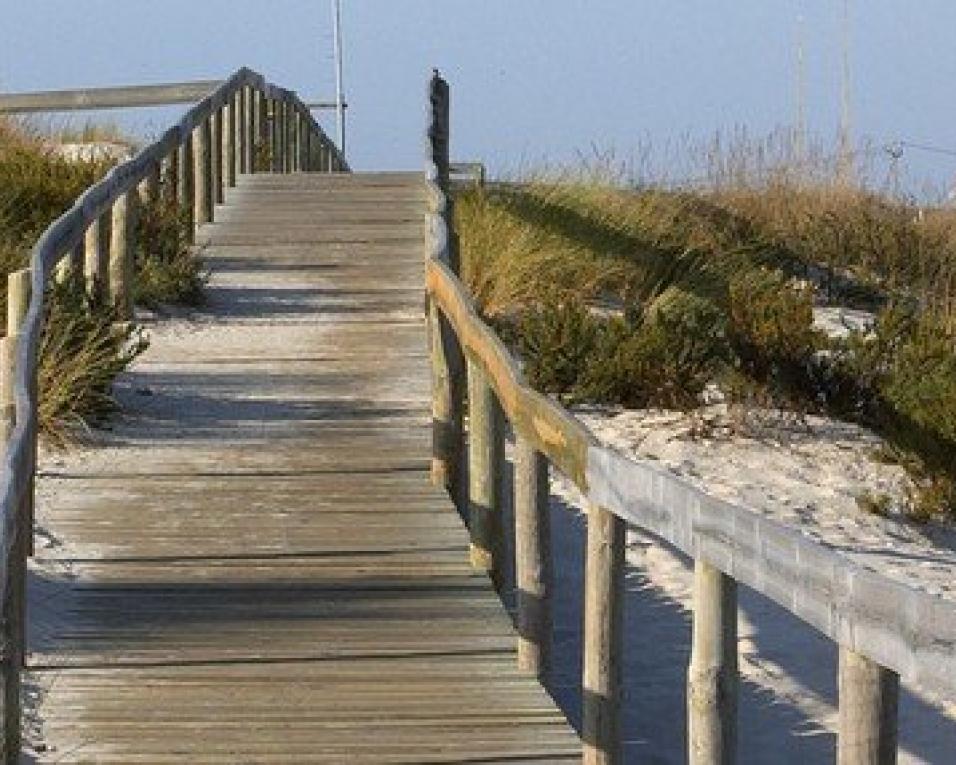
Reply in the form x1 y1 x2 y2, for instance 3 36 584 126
688 560 738 765
178 135 195 241
586 445 956 698
514 437 551 677
838 647 899 765
192 120 212 226
581 504 624 765
467 357 504 588
0 79 221 114
234 89 245 176
255 90 267 172
211 108 224 205
162 148 178 204
224 99 236 188
108 192 134 319
83 216 106 297
242 87 256 173
24 173 576 762
428 72 451 193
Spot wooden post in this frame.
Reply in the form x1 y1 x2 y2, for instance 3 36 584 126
236 87 252 174
193 119 212 227
838 647 899 765
83 215 106 298
302 120 312 172
178 135 195 242
466 358 504 587
244 87 255 173
688 560 738 765
224 98 236 188
514 437 551 677
0 274 31 762
108 191 134 320
270 99 280 173
429 71 451 193
255 90 267 172
582 504 624 765
211 108 224 206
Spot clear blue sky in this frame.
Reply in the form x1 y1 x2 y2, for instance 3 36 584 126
3 1 956 193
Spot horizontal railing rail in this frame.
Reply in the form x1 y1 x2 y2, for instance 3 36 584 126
0 65 348 761
425 71 955 765
0 80 346 114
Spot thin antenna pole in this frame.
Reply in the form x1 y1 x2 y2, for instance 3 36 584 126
332 0 345 155
796 12 807 167
839 0 853 183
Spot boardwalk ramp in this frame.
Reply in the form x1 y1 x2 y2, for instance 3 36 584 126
26 172 579 762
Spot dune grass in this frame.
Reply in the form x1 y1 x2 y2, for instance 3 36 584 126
0 116 202 442
455 173 956 519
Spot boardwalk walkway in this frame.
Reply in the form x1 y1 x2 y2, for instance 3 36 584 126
25 172 580 762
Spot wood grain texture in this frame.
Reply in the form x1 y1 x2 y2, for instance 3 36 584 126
25 172 579 762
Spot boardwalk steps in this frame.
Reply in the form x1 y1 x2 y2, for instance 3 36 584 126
26 172 580 762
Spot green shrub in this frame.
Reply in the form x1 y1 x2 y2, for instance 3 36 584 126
134 193 206 308
38 280 148 444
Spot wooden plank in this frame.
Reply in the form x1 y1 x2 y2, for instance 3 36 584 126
26 173 579 761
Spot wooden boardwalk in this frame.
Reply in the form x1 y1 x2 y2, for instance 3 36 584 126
25 173 580 762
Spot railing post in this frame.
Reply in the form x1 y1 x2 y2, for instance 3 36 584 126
244 87 255 174
255 90 267 172
270 99 280 173
582 504 624 765
178 134 195 242
193 119 212 227
164 147 179 205
224 97 236 188
515 437 551 678
83 215 106 298
235 88 246 176
108 191 135 320
211 107 224 206
466 358 504 588
838 647 899 765
688 560 738 765
282 101 292 172
429 70 451 194
1 267 32 761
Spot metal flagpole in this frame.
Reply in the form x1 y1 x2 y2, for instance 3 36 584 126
332 0 346 155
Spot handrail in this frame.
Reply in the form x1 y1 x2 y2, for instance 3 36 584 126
0 65 348 759
425 74 955 764
0 80 223 113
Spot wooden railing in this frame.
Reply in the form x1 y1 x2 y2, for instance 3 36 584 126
0 66 347 761
425 72 956 765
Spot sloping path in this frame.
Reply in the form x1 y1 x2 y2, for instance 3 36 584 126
24 172 580 762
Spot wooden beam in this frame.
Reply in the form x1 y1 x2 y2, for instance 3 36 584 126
0 80 221 114
838 647 899 764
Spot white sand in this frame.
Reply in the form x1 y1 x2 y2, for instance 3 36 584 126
544 405 956 762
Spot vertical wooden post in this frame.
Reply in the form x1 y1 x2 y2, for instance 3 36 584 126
302 120 312 172
688 560 738 765
582 504 624 765
838 647 899 765
211 108 224 206
429 71 451 193
269 99 280 173
193 119 212 227
144 161 161 208
224 98 236 188
245 87 255 174
178 135 195 242
236 89 246 175
255 90 267 172
467 359 504 588
515 437 551 677
108 192 134 320
83 216 106 297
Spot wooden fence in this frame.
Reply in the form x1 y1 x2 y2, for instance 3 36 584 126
0 66 346 761
424 71 956 765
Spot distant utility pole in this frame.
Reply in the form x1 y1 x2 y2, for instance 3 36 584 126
838 0 854 183
795 12 808 167
332 0 346 155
